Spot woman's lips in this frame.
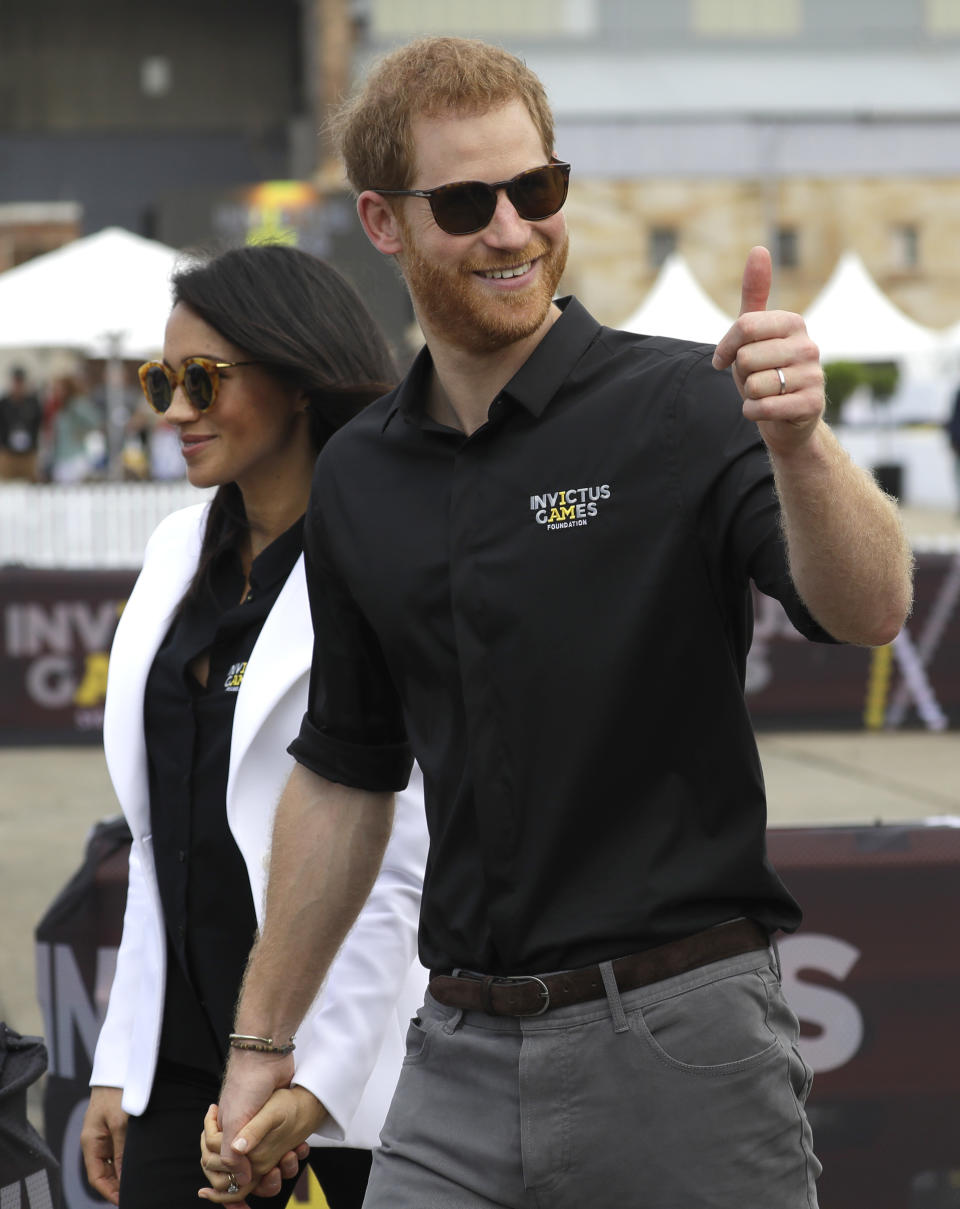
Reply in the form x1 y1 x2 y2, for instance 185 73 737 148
180 434 216 457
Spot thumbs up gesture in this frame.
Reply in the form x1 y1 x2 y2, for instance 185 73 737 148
712 246 825 456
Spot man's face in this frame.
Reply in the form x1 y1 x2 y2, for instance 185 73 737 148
394 100 569 355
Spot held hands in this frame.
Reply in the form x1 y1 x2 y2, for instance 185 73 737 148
205 1048 296 1196
199 1078 325 1204
712 246 826 458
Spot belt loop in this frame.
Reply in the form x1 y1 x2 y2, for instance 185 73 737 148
770 935 783 982
443 1008 464 1035
599 960 629 1034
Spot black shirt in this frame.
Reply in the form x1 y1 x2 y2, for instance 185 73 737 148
0 392 43 454
146 517 303 1070
291 297 833 977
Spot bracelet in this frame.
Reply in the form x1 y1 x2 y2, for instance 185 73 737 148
228 1032 296 1055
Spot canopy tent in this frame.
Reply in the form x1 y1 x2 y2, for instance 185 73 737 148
620 253 734 344
803 250 939 363
0 226 181 359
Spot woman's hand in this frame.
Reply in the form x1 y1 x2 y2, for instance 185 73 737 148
80 1086 128 1205
198 1089 324 1203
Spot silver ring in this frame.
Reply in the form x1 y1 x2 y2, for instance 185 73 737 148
775 367 787 395
226 1176 240 1196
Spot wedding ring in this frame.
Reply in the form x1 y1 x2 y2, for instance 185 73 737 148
226 1175 240 1195
775 367 787 395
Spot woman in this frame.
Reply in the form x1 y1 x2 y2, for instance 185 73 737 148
80 244 427 1208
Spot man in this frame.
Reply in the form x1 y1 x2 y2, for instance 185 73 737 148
0 366 44 481
208 36 913 1208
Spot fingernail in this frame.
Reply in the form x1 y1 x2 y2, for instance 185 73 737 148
233 1137 248 1154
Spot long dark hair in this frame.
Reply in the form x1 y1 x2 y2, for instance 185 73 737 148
171 243 396 604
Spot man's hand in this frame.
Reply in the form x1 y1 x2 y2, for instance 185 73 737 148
712 245 826 458
198 1088 324 1203
212 1049 295 1192
195 1102 311 1204
80 1086 128 1205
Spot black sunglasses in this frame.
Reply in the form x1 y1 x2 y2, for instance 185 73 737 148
373 160 571 236
137 357 260 414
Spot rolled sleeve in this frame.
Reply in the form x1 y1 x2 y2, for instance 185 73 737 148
291 460 413 790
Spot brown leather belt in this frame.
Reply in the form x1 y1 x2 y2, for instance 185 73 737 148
428 919 770 1017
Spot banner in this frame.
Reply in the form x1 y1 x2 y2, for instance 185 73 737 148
2 553 959 743
768 823 960 1208
0 569 135 744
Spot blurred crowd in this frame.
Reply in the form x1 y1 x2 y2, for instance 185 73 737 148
0 364 184 485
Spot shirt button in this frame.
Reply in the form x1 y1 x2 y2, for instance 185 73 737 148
177 849 186 863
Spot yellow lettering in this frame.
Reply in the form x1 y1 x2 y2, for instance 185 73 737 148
73 652 110 707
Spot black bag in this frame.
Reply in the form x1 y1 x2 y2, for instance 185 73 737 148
0 1023 61 1205
35 814 131 1207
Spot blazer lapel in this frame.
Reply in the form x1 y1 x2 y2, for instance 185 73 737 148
104 507 206 833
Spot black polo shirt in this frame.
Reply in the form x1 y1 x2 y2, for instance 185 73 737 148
291 297 833 977
146 517 303 1069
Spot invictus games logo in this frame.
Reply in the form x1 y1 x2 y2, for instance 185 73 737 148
224 661 247 691
530 484 611 530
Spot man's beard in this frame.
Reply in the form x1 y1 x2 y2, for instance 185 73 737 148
398 223 570 355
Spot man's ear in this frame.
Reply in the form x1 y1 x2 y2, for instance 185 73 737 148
357 191 404 255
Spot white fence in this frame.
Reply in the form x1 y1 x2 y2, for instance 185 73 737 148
0 482 213 568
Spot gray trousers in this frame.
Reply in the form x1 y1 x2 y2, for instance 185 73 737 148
363 947 820 1208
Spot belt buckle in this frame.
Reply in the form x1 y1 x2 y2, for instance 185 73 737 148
501 974 551 1016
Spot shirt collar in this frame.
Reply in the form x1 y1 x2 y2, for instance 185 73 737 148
210 512 301 602
381 296 601 432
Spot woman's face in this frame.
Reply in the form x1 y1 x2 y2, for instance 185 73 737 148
160 302 310 496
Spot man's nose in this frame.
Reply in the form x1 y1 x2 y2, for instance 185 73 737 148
482 188 533 248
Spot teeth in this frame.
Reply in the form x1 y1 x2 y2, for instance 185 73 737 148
482 262 531 279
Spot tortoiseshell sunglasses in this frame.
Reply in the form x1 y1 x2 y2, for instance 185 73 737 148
137 357 260 414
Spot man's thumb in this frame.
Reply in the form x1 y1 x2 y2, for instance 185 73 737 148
738 245 772 316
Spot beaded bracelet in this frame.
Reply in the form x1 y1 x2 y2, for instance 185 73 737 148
228 1032 296 1055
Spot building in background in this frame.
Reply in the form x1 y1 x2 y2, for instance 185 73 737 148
357 0 960 330
2 0 960 346
0 0 413 355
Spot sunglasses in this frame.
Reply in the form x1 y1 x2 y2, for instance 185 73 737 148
373 159 571 236
137 357 259 414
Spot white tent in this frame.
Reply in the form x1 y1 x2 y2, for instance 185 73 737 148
620 253 734 344
0 226 181 359
803 250 939 363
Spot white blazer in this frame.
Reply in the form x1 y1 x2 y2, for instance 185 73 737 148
89 503 428 1149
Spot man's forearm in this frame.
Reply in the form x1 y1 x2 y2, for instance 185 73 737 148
235 763 395 1042
772 421 914 646
214 765 394 1179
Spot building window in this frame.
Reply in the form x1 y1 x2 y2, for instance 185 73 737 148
925 0 960 35
776 226 799 269
891 224 920 270
690 0 802 37
649 227 678 269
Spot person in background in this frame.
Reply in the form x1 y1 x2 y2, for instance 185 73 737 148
79 243 428 1209
0 366 44 481
212 37 913 1209
47 373 105 482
